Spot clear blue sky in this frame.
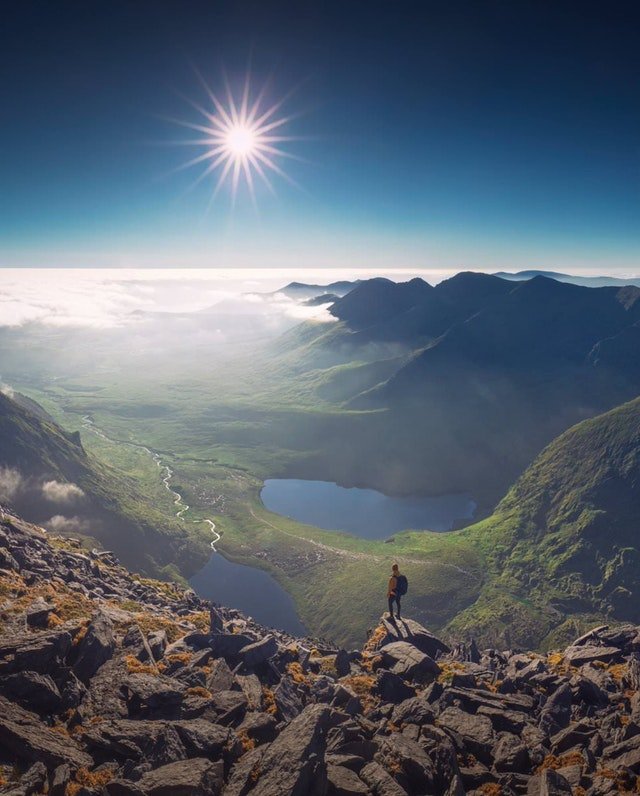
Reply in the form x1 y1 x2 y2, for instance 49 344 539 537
1 1 639 271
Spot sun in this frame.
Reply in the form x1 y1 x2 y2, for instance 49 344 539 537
166 70 304 206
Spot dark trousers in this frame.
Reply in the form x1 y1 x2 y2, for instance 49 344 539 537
388 594 401 617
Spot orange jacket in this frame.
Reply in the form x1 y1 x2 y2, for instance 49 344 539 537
388 575 397 597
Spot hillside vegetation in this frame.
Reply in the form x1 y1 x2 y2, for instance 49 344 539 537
448 397 640 649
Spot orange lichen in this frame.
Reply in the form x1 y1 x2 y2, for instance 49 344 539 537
186 686 212 699
537 751 585 772
124 655 158 675
65 767 113 796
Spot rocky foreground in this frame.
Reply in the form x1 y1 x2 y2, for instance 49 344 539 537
1 516 640 795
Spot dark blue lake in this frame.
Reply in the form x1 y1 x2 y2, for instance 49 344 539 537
261 479 476 540
190 553 307 637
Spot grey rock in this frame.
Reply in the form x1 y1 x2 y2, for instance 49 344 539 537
209 632 253 663
438 706 494 764
563 645 622 666
239 634 278 668
238 710 278 744
327 763 370 795
359 762 408 795
147 630 168 660
207 657 236 692
73 610 115 682
492 733 530 773
0 694 91 768
378 641 440 681
0 670 61 713
391 696 434 727
380 617 450 658
138 757 224 796
121 673 186 713
26 597 54 628
377 732 436 792
274 673 304 722
50 764 72 796
0 629 71 675
104 781 146 796
122 624 154 663
242 704 333 795
376 670 414 704
335 649 351 678
173 719 231 757
236 673 263 710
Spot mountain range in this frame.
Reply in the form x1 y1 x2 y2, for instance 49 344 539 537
277 273 640 508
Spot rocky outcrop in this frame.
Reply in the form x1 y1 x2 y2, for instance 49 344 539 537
3 511 640 794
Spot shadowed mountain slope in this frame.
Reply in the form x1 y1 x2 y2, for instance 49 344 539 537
449 396 640 648
0 392 205 577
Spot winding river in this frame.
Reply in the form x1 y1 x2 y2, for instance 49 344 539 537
80 415 220 550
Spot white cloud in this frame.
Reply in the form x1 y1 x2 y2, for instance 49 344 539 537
0 382 14 398
0 467 23 501
41 480 85 504
45 514 91 534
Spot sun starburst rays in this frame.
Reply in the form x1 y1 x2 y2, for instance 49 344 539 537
169 73 304 206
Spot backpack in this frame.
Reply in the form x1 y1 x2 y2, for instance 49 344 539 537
395 574 408 596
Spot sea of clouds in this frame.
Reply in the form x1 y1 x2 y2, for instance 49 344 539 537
0 268 454 330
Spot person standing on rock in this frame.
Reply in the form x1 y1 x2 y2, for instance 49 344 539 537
387 563 407 620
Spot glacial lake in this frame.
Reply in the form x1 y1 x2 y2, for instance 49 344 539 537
190 552 307 637
261 478 476 539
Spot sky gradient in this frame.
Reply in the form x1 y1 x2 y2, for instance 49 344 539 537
2 1 639 271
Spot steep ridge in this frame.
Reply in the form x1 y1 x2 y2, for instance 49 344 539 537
0 392 204 578
449 397 640 650
3 511 640 795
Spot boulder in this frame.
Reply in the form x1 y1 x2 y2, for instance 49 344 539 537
391 696 435 727
378 641 440 681
206 658 236 692
376 670 414 703
563 645 622 667
121 673 186 713
26 597 54 628
49 764 72 796
492 733 530 773
239 634 278 668
122 624 155 663
0 630 71 675
359 762 408 795
438 706 494 764
0 695 91 768
241 704 333 795
209 632 253 663
327 763 370 795
137 758 224 796
173 719 232 758
82 719 187 767
73 610 115 682
274 674 304 722
238 711 278 744
378 733 436 792
0 670 61 713
381 617 450 658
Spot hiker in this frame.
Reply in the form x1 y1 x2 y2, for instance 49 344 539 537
387 563 407 619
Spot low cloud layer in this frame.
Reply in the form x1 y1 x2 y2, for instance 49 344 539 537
0 467 23 501
42 480 85 504
45 514 91 534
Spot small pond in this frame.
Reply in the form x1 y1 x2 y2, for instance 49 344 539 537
190 552 307 637
261 478 476 540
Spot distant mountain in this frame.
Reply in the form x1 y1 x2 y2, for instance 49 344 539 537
449 396 640 648
275 280 360 300
329 272 513 343
0 392 202 576
274 273 640 507
495 269 640 288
